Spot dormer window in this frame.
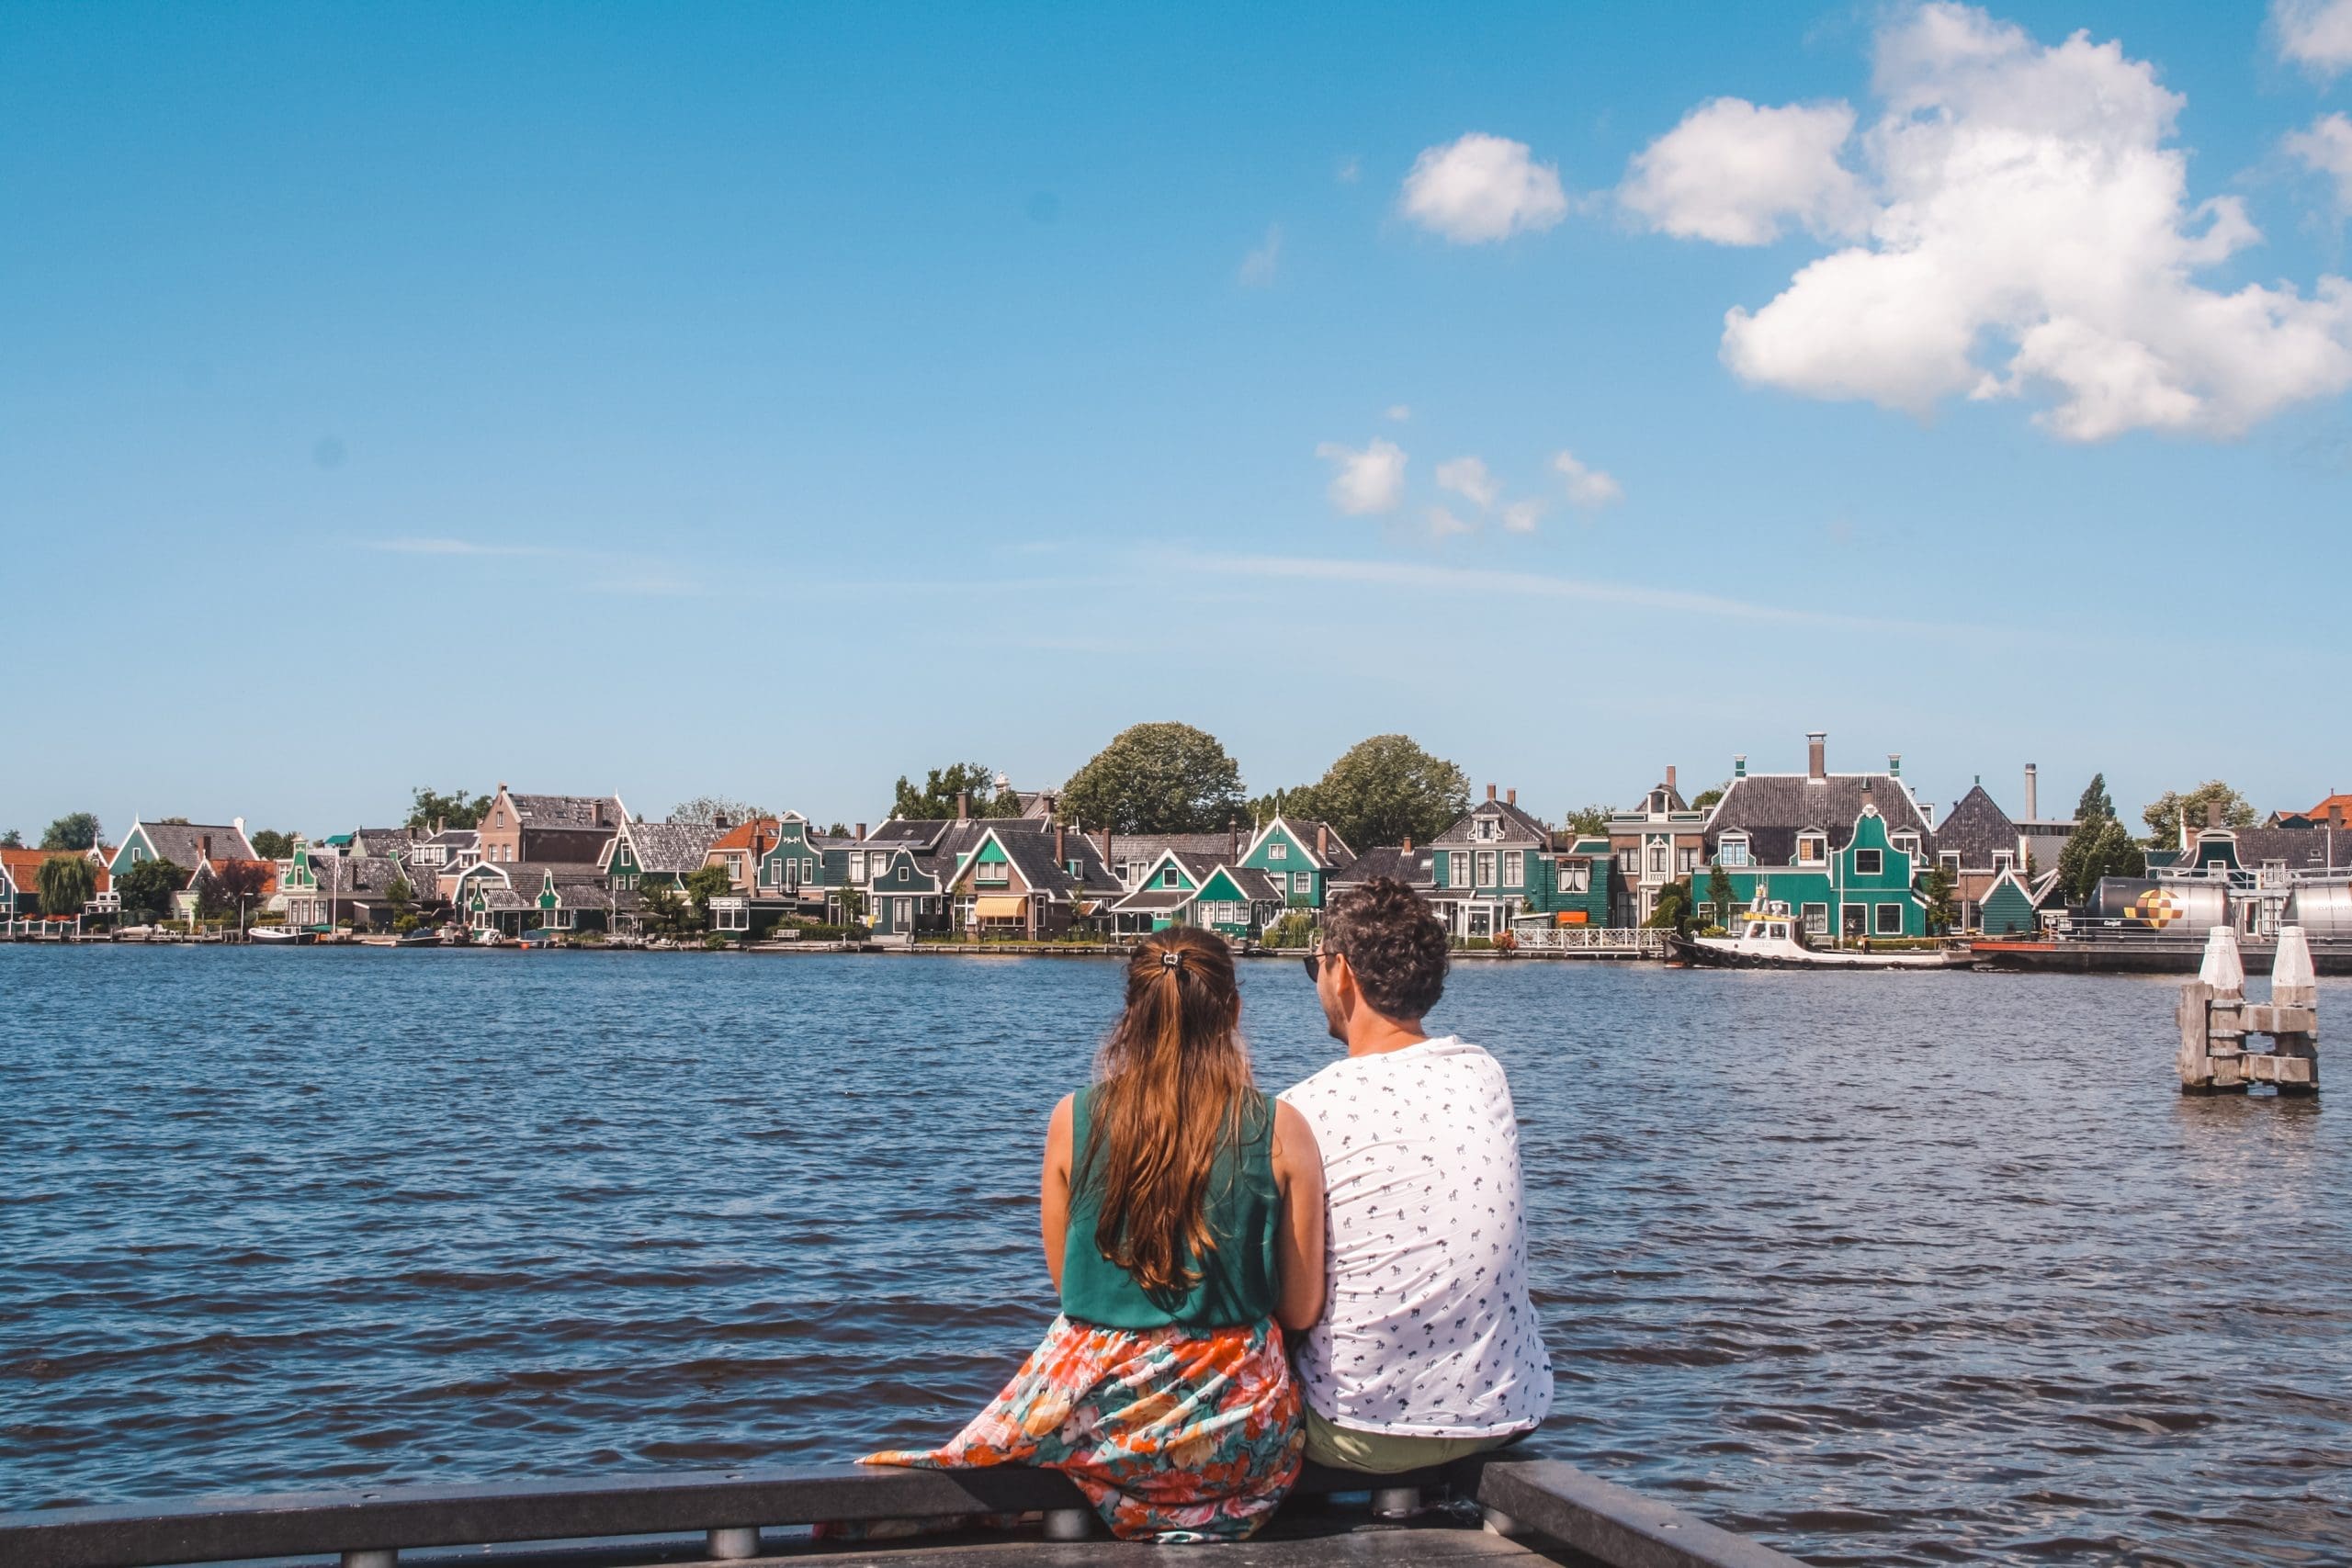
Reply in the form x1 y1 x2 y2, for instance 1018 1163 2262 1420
1475 817 1497 841
1719 835 1749 868
1797 834 1826 864
1161 867 1179 888
1891 833 1918 856
1992 851 2014 872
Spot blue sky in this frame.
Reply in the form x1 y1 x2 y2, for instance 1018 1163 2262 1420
6 0 2350 840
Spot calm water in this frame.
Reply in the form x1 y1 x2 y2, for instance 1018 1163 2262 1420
2 948 2346 1566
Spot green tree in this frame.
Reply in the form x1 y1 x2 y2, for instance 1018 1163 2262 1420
1560 804 1614 838
893 763 1023 819
195 859 271 922
2063 818 2146 902
0 829 21 848
248 829 294 860
683 863 733 925
638 883 690 937
38 854 97 918
1690 786 1725 810
116 858 188 923
1706 862 1736 927
834 882 868 929
1922 862 1958 934
2141 781 2256 847
1261 736 1471 851
2075 773 2115 824
40 813 102 852
1058 723 1244 834
406 786 492 831
386 875 415 921
1642 878 1695 935
670 795 769 826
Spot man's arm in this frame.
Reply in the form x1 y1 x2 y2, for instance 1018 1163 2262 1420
1271 1099 1327 1333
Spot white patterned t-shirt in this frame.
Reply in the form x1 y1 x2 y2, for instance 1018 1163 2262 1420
1280 1035 1553 1438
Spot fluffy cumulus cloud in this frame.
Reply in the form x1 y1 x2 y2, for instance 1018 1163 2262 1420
1630 3 2352 441
1434 456 1499 509
2275 0 2352 74
1423 505 1475 539
2287 113 2352 213
1619 98 1871 244
1399 133 1569 243
1554 451 1624 508
1315 438 1408 514
1499 500 1544 534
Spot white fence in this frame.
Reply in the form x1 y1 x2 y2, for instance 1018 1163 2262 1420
1507 926 1666 955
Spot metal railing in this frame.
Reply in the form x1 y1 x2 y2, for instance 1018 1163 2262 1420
0 1455 1806 1568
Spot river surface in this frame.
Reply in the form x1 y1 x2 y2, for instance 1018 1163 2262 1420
2 947 2346 1565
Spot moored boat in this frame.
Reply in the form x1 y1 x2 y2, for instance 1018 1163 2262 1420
246 926 316 946
1673 906 1973 970
395 929 444 948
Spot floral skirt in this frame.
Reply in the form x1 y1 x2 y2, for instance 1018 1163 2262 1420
861 1314 1304 1543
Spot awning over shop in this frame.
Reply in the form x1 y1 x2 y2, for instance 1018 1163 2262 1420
974 895 1028 919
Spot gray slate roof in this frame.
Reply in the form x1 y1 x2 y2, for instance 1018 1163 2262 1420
1329 846 1438 889
2207 827 2350 872
507 793 624 829
1930 784 2020 871
1704 773 1929 863
627 821 725 874
136 820 256 867
1432 799 1554 849
1261 816 1358 871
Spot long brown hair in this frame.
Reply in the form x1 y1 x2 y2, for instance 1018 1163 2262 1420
1078 927 1263 1297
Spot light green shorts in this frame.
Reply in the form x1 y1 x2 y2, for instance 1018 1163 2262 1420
1302 1405 1527 1474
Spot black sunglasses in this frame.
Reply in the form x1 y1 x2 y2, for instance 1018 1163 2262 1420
1303 939 1340 981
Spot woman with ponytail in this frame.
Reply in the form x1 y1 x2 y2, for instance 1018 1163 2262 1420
859 928 1325 1542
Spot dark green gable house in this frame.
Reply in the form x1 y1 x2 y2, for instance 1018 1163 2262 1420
109 818 257 880
1699 735 1933 939
1978 867 2042 936
1238 816 1356 911
603 818 724 892
452 861 634 937
1106 848 1283 939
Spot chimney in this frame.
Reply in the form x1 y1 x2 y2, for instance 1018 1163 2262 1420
1102 826 1114 865
1665 766 1677 796
1317 823 1329 858
1734 754 1747 780
956 790 969 821
198 834 211 864
2023 763 2039 822
1056 823 1066 864
715 812 730 831
1806 732 1826 781
855 822 867 840
1402 833 1413 853
1229 816 1240 861
2205 800 2222 829
1486 783 1497 802
1888 753 1902 779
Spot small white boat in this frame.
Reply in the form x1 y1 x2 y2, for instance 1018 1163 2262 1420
471 928 507 947
1673 906 1973 971
247 927 316 946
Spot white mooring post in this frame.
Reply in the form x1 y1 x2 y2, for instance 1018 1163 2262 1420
2178 924 2319 1096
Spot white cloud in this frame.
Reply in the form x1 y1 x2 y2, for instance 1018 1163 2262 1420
1619 97 1871 245
1642 3 2352 441
1385 403 1412 422
1337 154 1363 184
1434 456 1499 509
2287 112 2352 213
1553 451 1624 508
1424 505 1476 539
1398 133 1569 243
2275 0 2352 75
1238 223 1283 287
1314 438 1408 514
1500 500 1545 534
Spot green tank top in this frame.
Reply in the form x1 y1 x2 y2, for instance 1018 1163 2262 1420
1061 1085 1280 1330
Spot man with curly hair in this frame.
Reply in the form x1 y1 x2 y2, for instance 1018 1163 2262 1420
1280 876 1553 1472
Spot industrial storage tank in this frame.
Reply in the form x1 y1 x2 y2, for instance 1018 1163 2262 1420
2086 877 2228 932
2285 880 2352 940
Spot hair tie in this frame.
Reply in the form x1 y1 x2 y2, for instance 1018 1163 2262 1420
1160 950 1185 972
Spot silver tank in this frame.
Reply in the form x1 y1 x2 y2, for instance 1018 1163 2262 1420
2286 880 2352 940
2086 877 2228 931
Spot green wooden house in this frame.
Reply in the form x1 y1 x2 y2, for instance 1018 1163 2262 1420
1238 816 1356 911
1107 849 1283 939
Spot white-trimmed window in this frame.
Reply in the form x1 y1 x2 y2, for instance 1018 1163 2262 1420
1293 871 1313 896
1558 858 1590 893
1646 843 1668 875
1939 851 1962 873
1475 817 1498 841
977 859 1011 886
1802 902 1829 935
1449 851 1470 886
1875 903 1905 935
1502 850 1524 886
1161 866 1181 888
1797 835 1826 864
1891 833 1918 856
1618 848 1638 873
1992 851 2014 872
1679 847 1702 874
1474 851 1497 886
713 898 750 931
1267 842 1288 861
1855 848 1883 875
1719 835 1749 867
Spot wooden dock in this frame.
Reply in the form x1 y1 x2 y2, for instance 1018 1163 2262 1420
0 1455 1809 1568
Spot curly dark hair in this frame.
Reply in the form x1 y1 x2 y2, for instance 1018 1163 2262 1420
1324 876 1448 1022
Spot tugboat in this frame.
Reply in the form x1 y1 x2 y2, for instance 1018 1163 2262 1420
1671 903 1973 971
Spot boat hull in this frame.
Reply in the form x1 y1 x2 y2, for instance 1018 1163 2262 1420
1673 934 1973 971
1972 938 2352 976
